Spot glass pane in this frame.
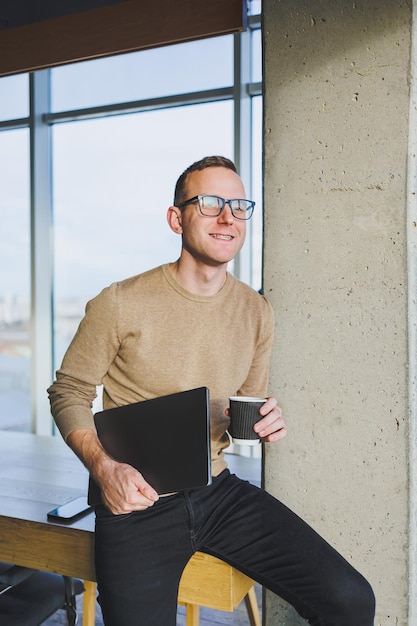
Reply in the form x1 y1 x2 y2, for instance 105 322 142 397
249 0 262 16
0 129 31 431
252 96 263 292
52 101 233 373
51 36 233 112
251 28 262 83
0 74 29 121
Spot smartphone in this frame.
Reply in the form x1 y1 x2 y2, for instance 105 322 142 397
47 496 92 523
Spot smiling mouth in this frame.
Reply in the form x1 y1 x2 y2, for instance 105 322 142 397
210 234 234 241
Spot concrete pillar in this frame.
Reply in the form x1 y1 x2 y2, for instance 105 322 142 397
263 1 414 624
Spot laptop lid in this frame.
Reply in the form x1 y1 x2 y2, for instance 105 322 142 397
88 386 211 504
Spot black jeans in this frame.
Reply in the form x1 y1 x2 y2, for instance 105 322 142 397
95 470 375 626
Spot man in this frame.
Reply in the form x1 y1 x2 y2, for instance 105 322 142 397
48 156 375 626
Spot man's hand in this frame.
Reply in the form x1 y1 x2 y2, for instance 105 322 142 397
66 428 159 515
254 396 287 443
96 457 159 514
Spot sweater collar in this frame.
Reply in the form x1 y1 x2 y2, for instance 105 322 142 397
161 264 234 302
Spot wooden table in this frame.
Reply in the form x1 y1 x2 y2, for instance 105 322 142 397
0 432 96 625
0 431 261 626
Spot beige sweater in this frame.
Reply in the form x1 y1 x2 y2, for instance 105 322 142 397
48 264 274 477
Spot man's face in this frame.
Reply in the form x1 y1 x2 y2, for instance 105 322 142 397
177 166 247 267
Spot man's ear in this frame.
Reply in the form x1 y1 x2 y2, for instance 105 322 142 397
167 206 183 234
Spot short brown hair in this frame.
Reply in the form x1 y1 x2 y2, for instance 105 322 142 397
173 156 237 207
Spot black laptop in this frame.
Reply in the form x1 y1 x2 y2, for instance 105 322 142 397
88 386 211 504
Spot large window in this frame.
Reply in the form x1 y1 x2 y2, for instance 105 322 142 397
0 129 30 431
0 11 262 434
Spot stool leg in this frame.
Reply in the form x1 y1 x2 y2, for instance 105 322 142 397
185 602 200 626
244 586 261 626
82 580 97 626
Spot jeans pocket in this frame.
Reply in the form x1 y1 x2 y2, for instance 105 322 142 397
94 505 135 525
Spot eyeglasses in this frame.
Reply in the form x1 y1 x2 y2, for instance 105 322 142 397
177 195 255 220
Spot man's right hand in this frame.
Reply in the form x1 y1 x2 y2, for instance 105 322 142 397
96 457 159 514
66 428 159 515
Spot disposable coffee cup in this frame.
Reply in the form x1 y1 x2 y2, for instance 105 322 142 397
228 396 267 445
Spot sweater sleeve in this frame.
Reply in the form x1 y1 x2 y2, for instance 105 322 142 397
47 283 121 440
237 296 275 398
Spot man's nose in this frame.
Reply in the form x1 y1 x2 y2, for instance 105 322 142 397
218 202 234 223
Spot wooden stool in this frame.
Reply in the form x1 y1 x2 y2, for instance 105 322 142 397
81 552 261 626
178 551 261 626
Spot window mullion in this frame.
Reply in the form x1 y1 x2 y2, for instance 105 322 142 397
233 28 253 286
30 70 54 435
